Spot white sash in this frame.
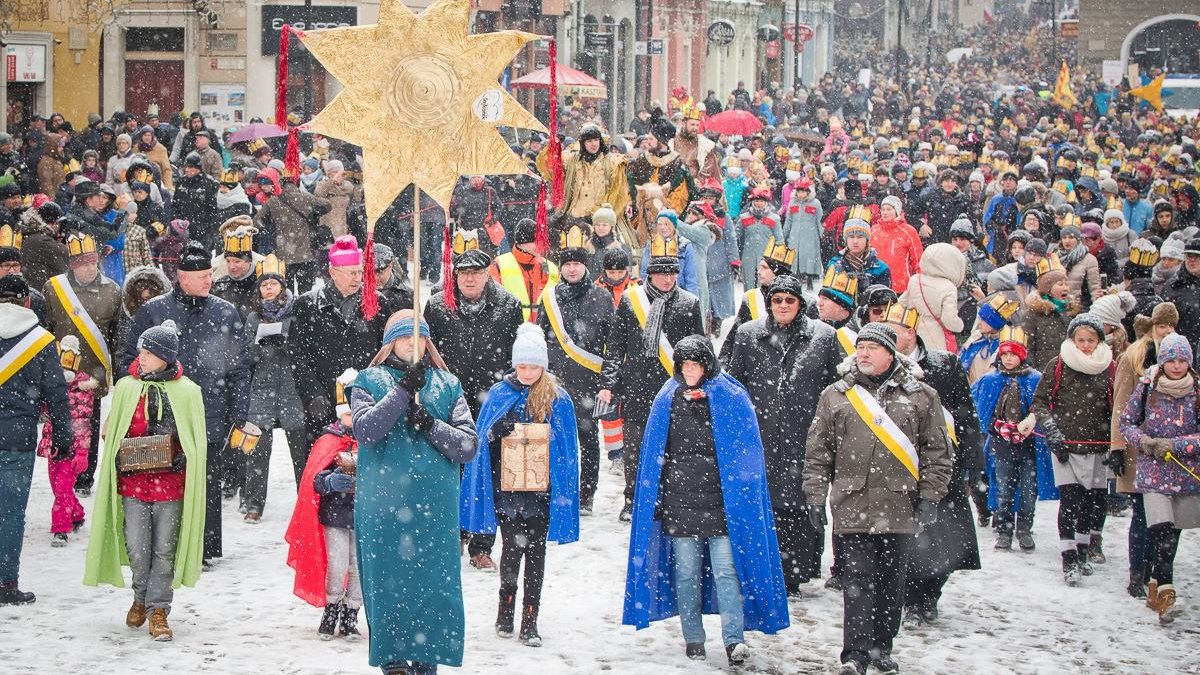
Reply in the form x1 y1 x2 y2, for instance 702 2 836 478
0 327 54 387
942 406 959 446
541 287 604 374
48 274 111 383
846 384 920 480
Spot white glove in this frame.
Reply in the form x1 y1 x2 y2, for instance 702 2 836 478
62 370 75 382
77 375 100 392
1017 414 1036 438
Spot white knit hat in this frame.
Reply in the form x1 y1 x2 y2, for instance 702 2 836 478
1090 291 1136 328
1161 237 1186 262
511 323 548 369
881 195 904 216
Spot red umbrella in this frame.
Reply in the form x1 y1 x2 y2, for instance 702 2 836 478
702 109 763 136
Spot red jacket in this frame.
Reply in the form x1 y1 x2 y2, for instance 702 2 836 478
117 361 186 503
871 217 924 294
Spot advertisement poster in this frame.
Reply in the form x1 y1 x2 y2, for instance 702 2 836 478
200 84 247 127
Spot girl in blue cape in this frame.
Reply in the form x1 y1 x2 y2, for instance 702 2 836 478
461 323 579 648
623 335 788 666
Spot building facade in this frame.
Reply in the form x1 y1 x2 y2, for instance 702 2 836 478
1077 3 1200 75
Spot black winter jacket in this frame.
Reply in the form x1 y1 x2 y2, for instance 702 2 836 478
535 279 614 396
289 285 394 409
658 384 726 537
0 305 70 454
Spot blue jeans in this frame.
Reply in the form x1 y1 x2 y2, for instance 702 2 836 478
672 535 744 646
0 451 36 584
993 447 1037 534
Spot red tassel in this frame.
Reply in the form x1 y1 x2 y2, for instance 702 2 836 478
546 38 564 209
361 232 379 320
284 125 301 184
442 222 456 312
534 180 550 255
275 26 291 131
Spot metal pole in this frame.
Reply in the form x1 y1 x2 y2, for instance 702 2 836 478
303 0 314 120
1050 0 1057 79
412 186 421 367
793 0 801 92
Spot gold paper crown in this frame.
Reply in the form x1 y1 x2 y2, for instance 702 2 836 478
559 224 587 251
247 139 268 153
683 107 702 121
1079 166 1097 179
787 159 802 173
58 340 81 371
219 168 243 184
224 227 255 254
1129 245 1159 268
335 368 358 407
649 234 679 258
726 156 742 169
452 228 480 256
998 325 1028 346
1035 256 1065 278
987 295 1021 321
256 253 286 278
847 205 873 223
66 233 97 257
1060 212 1079 227
1107 195 1123 211
821 266 859 298
0 224 20 250
762 236 796 267
881 302 919 329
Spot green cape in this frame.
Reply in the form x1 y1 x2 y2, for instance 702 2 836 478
82 374 208 589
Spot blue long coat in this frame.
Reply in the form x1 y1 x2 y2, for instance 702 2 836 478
971 367 1060 507
623 372 789 635
460 378 580 544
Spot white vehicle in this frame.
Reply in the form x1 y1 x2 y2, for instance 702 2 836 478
1163 76 1200 119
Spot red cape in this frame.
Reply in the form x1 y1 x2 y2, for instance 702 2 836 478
284 429 356 607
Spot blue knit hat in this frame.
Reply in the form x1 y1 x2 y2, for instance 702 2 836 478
511 323 548 369
1158 333 1193 366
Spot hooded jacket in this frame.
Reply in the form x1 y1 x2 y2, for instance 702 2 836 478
1022 291 1080 373
871 213 924 293
0 302 70 453
899 243 967 351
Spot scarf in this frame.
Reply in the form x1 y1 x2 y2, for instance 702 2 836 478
1059 242 1087 270
557 276 592 304
216 185 251 211
1148 364 1197 399
642 283 676 360
1086 239 1104 257
258 289 294 322
137 137 157 153
1046 294 1069 313
1059 339 1113 375
841 248 867 272
1101 221 1130 246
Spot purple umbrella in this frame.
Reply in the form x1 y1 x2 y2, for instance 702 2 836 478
226 122 288 144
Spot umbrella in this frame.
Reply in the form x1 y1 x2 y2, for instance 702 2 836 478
511 63 607 99
226 122 288 144
702 109 763 136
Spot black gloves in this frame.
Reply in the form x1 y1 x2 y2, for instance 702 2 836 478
1044 424 1070 463
808 504 827 531
171 451 187 473
1102 449 1126 477
327 472 355 493
489 416 517 443
408 401 435 433
916 499 938 528
400 361 427 393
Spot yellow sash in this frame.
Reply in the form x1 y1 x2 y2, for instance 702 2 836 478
845 384 920 480
627 285 674 375
540 286 603 374
48 274 111 383
0 327 54 387
836 326 857 357
745 288 765 321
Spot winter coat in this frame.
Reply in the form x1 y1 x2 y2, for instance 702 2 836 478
659 386 726 537
212 271 258 319
972 364 1060 502
424 280 523 417
172 173 221 248
139 139 174 190
674 219 714 319
1165 268 1200 347
314 465 357 529
726 315 842 509
899 243 967 351
925 188 971 244
68 203 118 243
586 234 634 282
314 177 362 239
1055 246 1103 311
1032 355 1114 455
449 182 503 233
37 152 66 198
872 216 924 293
1111 339 1155 493
1123 280 1162 340
782 194 824 277
18 214 67 290
245 301 305 429
43 272 122 397
1022 292 1079 373
705 218 739 319
535 279 613 396
639 235 702 299
0 304 70 453
255 183 333 266
1120 370 1200 495
599 285 704 421
804 357 954 534
289 284 394 414
113 266 171 356
827 249 892 301
120 288 253 445
737 207 780 287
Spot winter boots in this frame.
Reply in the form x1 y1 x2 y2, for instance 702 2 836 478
1147 581 1180 624
1128 568 1148 598
685 643 706 660
994 532 1013 550
0 581 35 605
51 533 68 547
1062 550 1083 587
618 503 633 523
1088 533 1107 564
726 643 749 666
518 604 541 647
318 602 341 639
470 553 497 572
579 491 594 516
126 601 148 628
338 604 361 640
1017 531 1036 551
495 588 516 638
870 651 900 675
148 608 172 641
902 605 924 630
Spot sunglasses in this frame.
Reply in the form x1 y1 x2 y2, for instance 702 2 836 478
771 296 799 306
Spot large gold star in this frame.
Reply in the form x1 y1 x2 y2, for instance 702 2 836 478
299 0 547 224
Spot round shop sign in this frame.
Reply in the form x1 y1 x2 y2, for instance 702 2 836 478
707 20 736 46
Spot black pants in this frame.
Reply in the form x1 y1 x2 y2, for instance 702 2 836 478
775 506 823 590
204 440 225 559
498 513 549 609
621 414 649 506
837 533 910 666
1057 484 1107 548
223 442 244 498
288 260 319 295
1130 494 1149 575
968 470 990 521
570 390 599 501
74 405 103 491
904 573 949 610
1147 522 1182 586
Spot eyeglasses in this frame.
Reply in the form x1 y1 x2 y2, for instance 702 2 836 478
771 296 799 306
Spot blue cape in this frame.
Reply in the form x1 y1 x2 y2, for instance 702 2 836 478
971 368 1060 506
622 372 789 634
960 336 998 375
460 378 580 544
982 195 1017 254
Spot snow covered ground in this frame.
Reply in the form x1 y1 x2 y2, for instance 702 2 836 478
4 433 1196 675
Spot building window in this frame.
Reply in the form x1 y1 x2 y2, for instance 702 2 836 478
125 28 185 53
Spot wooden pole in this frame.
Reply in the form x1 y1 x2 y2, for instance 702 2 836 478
412 185 421 365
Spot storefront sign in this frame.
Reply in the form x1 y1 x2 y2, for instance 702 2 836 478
6 44 46 83
707 20 736 46
261 6 357 55
200 84 247 126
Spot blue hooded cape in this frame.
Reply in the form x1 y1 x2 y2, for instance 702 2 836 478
982 195 1017 255
971 368 1060 507
622 372 789 634
960 336 998 375
460 378 580 544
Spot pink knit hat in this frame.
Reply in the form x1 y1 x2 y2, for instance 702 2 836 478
328 235 362 267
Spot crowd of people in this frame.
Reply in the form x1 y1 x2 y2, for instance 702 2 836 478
0 10 1199 675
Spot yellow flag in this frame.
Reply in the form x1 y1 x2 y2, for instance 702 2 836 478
1129 73 1165 113
1053 60 1077 109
